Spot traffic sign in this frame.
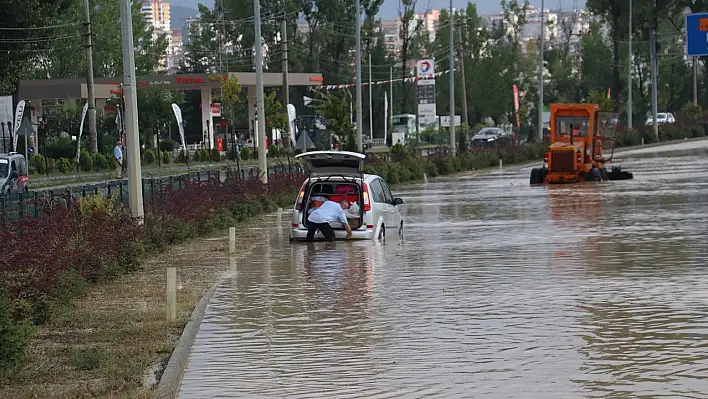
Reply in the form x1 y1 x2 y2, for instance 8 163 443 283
685 13 708 57
16 118 33 136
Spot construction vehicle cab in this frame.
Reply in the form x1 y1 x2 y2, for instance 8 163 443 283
530 103 633 184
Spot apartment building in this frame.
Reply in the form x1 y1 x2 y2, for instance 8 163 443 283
141 0 174 71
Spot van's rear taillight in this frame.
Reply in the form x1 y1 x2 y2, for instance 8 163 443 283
362 182 371 212
544 152 549 163
294 181 307 210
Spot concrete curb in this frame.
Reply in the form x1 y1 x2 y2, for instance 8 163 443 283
154 280 220 399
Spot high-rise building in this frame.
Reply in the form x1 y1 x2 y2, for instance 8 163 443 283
141 0 171 31
141 0 173 71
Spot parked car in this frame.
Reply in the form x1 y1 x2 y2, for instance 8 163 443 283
645 112 675 125
0 152 29 195
290 150 404 241
471 127 512 148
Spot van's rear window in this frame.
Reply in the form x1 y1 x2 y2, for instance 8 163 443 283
309 159 360 169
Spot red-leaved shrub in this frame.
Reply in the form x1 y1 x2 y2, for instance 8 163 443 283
0 169 304 369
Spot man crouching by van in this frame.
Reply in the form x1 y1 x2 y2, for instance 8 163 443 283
306 199 353 242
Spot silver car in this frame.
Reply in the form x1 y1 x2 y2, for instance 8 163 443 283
289 150 404 241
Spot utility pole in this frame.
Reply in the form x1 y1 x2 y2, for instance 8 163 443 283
355 0 363 152
254 0 267 183
82 0 97 153
627 0 633 129
281 19 290 144
693 57 698 105
119 0 144 222
368 52 373 141
538 0 545 142
449 0 456 155
458 29 468 126
650 0 659 141
389 66 393 139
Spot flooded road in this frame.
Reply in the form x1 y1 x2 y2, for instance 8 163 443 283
178 142 708 398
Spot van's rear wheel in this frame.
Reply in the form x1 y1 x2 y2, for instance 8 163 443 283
378 225 386 242
398 221 403 236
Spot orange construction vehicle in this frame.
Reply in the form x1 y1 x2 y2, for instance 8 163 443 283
530 103 633 184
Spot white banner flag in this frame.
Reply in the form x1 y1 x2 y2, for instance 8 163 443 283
384 92 388 143
75 102 89 162
12 100 25 151
287 104 297 145
171 103 186 150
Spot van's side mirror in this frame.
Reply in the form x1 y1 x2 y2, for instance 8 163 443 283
392 197 404 206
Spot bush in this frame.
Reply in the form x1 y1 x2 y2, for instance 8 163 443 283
176 150 188 163
143 149 157 165
79 150 93 172
92 153 112 171
57 158 72 174
210 148 220 162
240 146 251 160
268 145 280 158
159 139 178 152
30 154 46 175
46 137 75 159
161 150 171 165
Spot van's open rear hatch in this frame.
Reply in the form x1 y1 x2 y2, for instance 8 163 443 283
302 178 363 229
296 151 365 178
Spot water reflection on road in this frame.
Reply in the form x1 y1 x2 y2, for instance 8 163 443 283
178 143 708 398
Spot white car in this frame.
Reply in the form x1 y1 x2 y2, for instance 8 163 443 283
645 112 675 125
289 150 404 241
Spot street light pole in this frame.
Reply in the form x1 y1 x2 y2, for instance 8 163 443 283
538 0 545 142
254 0 267 183
449 0 456 155
628 0 633 129
355 0 363 152
119 0 144 222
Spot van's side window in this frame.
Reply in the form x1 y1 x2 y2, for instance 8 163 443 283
380 180 394 203
369 179 386 203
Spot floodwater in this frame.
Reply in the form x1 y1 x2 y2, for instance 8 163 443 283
177 140 708 398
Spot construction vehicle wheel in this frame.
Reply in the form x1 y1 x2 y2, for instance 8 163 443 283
530 167 545 185
600 168 609 181
588 167 602 182
607 167 634 180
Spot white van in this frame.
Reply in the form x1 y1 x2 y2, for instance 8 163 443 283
289 151 404 241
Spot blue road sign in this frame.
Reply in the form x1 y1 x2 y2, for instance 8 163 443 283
686 13 708 57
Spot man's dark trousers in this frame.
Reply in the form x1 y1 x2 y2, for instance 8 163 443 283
306 222 335 242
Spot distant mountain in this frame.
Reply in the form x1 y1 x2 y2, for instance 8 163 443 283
171 5 199 33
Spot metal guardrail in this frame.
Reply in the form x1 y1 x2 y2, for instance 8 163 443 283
0 163 304 225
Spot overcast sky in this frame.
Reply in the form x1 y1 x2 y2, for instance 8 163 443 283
171 0 587 18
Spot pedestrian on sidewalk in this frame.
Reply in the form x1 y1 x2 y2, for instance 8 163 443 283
113 141 123 179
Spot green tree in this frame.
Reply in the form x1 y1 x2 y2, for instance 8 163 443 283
136 86 184 148
311 90 356 151
0 0 74 94
30 0 168 80
219 75 244 138
264 90 288 131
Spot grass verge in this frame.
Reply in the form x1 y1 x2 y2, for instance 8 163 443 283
0 216 275 398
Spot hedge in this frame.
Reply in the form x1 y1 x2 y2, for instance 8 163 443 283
363 144 546 184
